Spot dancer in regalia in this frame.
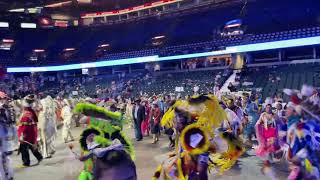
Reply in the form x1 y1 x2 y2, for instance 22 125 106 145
38 95 57 158
72 103 136 180
255 103 280 162
17 95 43 167
61 99 74 143
283 85 320 180
152 94 244 180
0 91 15 180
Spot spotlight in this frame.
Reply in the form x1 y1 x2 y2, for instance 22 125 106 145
34 49 45 53
63 48 76 51
0 22 9 28
21 23 37 29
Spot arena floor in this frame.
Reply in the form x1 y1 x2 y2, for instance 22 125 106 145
11 127 288 180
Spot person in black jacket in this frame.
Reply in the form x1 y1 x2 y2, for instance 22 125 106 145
132 99 145 141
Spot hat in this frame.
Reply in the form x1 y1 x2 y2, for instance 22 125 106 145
25 94 35 102
23 94 35 107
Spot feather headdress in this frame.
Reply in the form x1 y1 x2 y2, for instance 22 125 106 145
75 103 135 160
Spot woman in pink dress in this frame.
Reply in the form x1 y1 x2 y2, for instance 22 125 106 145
255 104 280 160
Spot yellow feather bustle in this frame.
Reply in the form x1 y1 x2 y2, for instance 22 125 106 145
180 124 210 155
155 94 244 179
160 94 226 136
208 132 245 174
161 100 186 128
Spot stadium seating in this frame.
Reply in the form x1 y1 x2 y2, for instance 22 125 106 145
7 25 320 66
134 69 231 97
237 63 320 101
1 0 320 66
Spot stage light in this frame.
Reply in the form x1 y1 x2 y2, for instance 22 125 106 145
98 44 110 48
21 23 37 29
0 22 9 28
152 35 165 40
63 48 75 51
26 7 42 14
55 20 68 27
40 18 50 25
34 49 45 53
9 8 25 12
2 39 14 43
45 1 72 8
77 0 92 3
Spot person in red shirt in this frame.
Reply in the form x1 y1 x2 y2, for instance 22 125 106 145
17 95 43 167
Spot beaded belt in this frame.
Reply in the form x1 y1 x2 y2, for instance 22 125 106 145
19 122 36 126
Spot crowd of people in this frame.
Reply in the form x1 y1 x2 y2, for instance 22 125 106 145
0 70 320 180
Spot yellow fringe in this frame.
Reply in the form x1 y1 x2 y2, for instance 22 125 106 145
151 164 163 180
160 94 226 137
177 157 186 180
209 132 245 174
305 159 313 173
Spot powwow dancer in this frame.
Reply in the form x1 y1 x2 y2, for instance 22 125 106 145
17 95 43 167
283 85 320 180
254 104 281 163
152 94 244 180
0 91 15 180
72 103 136 180
38 95 57 158
61 99 74 143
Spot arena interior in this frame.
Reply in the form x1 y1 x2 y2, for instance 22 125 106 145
0 0 320 180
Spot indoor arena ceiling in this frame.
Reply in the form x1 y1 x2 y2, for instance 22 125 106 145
0 0 159 13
